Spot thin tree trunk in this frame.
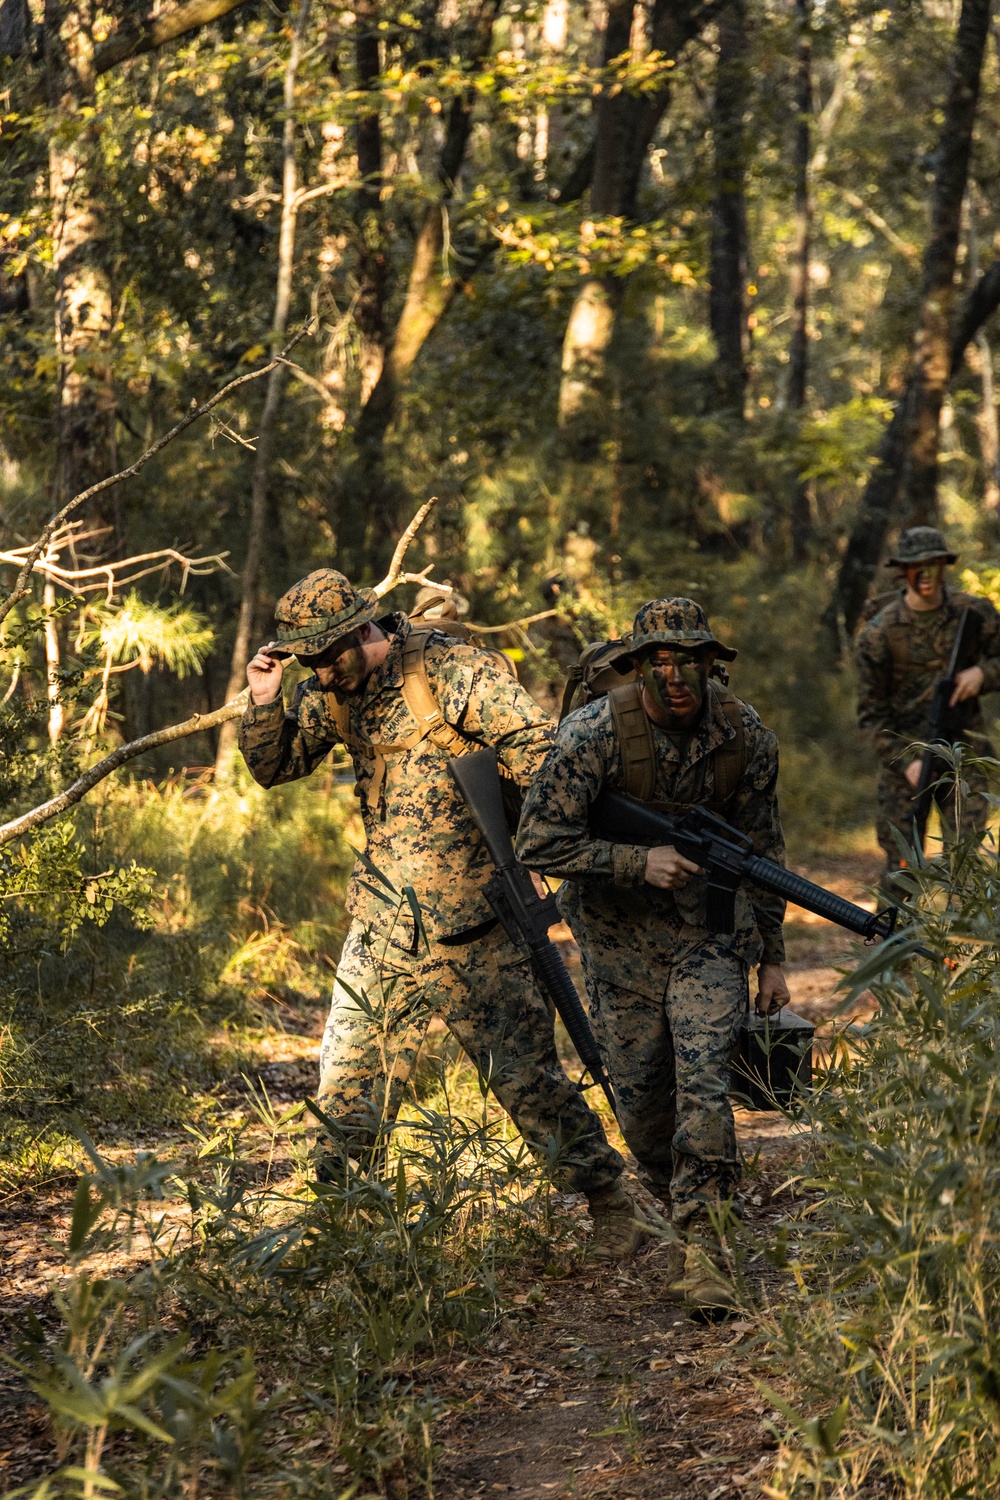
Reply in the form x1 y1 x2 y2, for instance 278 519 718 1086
709 0 750 416
966 198 1000 514
353 0 389 404
901 0 992 526
824 0 993 640
215 0 310 775
43 578 64 745
556 0 710 449
787 0 813 559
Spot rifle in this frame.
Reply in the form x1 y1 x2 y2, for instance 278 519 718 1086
590 790 897 941
448 750 617 1116
911 605 982 848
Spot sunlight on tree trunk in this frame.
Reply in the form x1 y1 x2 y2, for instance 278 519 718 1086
787 0 813 560
215 0 311 777
43 579 64 746
557 277 617 449
709 0 750 417
965 199 1000 517
902 0 992 527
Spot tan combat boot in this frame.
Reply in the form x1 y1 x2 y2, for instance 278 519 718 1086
678 1240 738 1318
585 1184 649 1262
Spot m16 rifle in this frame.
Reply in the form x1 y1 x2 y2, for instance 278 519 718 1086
448 750 617 1115
911 605 982 848
590 791 897 941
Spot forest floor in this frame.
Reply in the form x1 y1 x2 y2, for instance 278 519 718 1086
0 847 883 1498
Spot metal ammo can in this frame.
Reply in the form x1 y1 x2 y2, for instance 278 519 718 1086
730 1007 814 1112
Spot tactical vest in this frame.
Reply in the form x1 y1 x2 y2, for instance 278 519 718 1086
862 589 979 675
607 679 746 814
326 621 516 809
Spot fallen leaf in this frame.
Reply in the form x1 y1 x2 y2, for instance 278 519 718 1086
649 1358 671 1371
560 1400 586 1407
675 1353 694 1365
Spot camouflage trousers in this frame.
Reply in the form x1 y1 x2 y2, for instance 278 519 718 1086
317 911 624 1195
585 938 748 1229
877 759 990 868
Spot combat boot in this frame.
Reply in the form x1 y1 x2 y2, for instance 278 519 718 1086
678 1241 738 1318
585 1184 649 1262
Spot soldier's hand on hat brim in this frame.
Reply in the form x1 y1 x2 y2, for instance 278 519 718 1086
248 646 285 705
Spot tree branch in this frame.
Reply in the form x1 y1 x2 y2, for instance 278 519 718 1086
0 692 250 849
94 0 252 77
0 329 308 631
951 254 1000 374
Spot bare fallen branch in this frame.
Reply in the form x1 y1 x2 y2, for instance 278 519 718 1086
372 497 440 599
0 691 250 849
0 328 309 631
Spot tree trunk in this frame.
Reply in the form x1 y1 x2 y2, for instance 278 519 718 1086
43 578 64 745
47 1 119 528
556 0 710 451
901 0 992 526
965 200 1000 516
820 380 917 644
787 0 813 559
709 0 750 416
824 0 993 639
353 0 389 404
214 0 310 775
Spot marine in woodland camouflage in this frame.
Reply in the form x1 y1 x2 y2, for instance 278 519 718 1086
319 904 623 1194
240 613 552 939
856 587 1000 859
516 672 786 1225
515 688 786 983
239 611 624 1192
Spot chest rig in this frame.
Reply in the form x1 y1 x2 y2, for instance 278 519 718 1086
326 624 516 812
607 679 746 813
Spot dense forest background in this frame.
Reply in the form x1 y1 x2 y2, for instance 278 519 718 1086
6 2 1000 1495
5 0 1000 826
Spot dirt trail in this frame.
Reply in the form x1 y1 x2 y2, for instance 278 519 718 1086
0 850 883 1495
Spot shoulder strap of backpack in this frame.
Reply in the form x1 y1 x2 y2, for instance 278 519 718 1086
708 681 746 807
609 682 657 801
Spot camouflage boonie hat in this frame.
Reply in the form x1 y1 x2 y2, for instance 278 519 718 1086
267 569 378 658
887 527 957 567
622 597 737 662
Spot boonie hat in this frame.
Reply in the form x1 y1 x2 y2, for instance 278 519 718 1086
621 597 738 662
887 527 957 567
266 569 378 658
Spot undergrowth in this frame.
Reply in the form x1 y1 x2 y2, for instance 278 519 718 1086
766 754 1000 1498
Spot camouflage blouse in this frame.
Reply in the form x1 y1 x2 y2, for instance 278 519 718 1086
856 588 1000 768
515 689 787 994
238 614 553 938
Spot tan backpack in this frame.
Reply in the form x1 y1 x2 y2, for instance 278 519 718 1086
326 618 517 807
605 678 746 811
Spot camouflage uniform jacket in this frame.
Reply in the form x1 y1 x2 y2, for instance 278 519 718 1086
856 588 1000 768
238 614 553 938
515 690 786 998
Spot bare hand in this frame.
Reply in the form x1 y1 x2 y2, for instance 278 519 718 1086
903 758 923 791
247 648 284 705
755 963 791 1017
644 844 703 890
530 870 548 899
950 664 984 706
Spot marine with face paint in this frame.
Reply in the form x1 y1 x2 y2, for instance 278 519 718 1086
856 527 1000 873
516 598 788 1313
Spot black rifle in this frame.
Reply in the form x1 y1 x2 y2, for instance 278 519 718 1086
448 750 617 1115
911 605 982 848
591 790 897 941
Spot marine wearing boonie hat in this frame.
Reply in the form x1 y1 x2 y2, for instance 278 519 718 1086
887 527 958 567
265 569 379 659
618 597 738 662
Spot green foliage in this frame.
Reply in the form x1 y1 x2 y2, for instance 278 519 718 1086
766 755 1000 1497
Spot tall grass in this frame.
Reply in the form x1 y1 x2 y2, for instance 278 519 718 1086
0 768 356 1188
766 754 1000 1499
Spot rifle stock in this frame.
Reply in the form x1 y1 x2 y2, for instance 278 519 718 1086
448 750 617 1115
